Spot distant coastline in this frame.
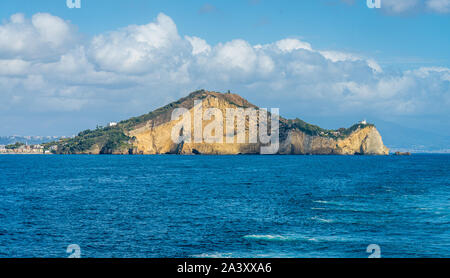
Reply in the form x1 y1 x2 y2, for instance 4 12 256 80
0 143 51 154
2 151 450 155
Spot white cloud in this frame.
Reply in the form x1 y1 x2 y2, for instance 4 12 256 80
0 13 77 60
319 50 359 62
381 0 421 13
377 0 450 14
426 0 450 13
213 40 258 73
31 13 73 48
185 36 211 55
0 12 448 133
412 66 450 78
0 59 30 75
89 13 187 74
319 50 382 73
275 38 312 52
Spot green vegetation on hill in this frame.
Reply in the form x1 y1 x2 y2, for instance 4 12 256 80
119 90 208 131
50 126 131 154
287 118 329 137
5 142 26 150
118 90 255 131
338 123 374 138
119 101 182 131
286 118 374 139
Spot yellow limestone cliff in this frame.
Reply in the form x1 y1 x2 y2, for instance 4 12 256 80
124 90 389 155
54 90 389 155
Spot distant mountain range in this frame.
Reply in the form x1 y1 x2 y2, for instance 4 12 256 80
0 136 69 146
374 120 450 153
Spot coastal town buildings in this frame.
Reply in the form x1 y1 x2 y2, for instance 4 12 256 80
0 144 45 154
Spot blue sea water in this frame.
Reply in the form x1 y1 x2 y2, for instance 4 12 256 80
0 154 448 258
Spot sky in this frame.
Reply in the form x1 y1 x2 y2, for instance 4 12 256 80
0 0 449 150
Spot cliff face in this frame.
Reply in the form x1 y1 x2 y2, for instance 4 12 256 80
278 126 388 155
54 90 389 155
341 126 389 155
128 93 262 155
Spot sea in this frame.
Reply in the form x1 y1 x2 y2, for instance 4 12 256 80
0 154 448 258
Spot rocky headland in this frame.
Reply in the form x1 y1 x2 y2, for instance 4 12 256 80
48 90 389 155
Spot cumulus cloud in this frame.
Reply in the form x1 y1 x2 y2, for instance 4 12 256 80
0 12 448 135
89 13 189 74
275 38 312 52
0 13 77 60
319 50 382 73
185 36 211 55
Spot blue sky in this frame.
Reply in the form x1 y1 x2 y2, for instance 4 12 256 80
0 0 449 151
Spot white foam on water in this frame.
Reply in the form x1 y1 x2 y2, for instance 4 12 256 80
313 200 345 206
310 216 335 223
242 234 357 244
191 252 233 258
313 200 330 204
243 234 292 241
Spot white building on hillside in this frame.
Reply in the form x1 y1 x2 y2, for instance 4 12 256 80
108 122 118 127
